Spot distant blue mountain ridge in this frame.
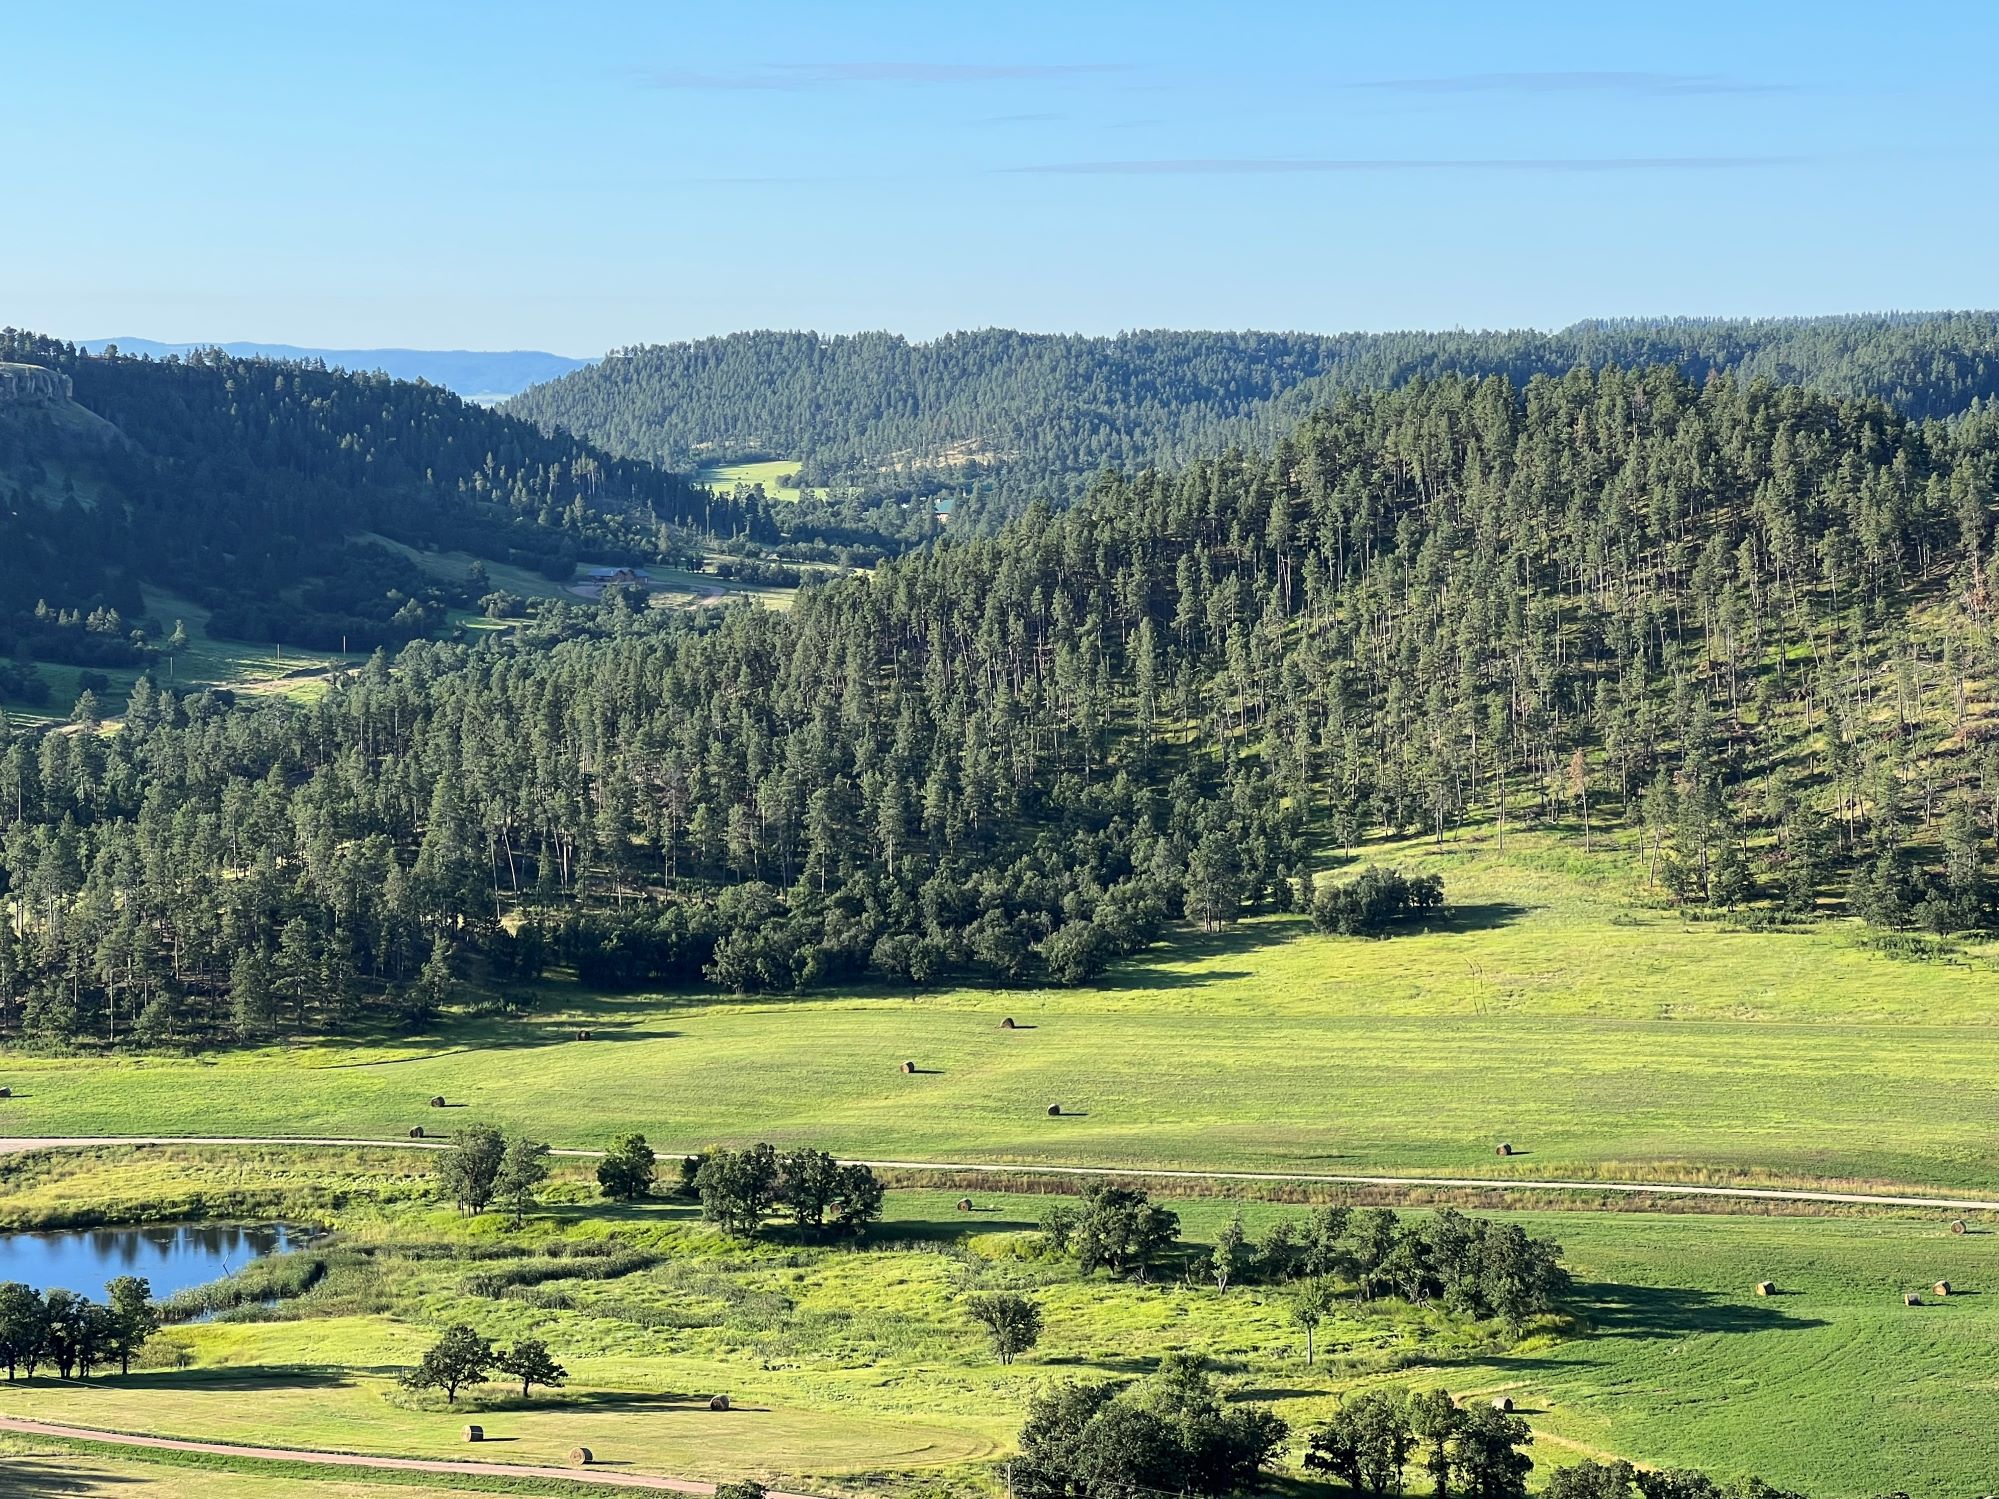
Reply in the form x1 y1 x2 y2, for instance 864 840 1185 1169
78 338 595 402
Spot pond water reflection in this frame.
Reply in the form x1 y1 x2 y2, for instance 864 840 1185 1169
0 1222 304 1299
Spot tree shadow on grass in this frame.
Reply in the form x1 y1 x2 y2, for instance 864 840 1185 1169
1433 901 1532 934
1573 1281 1827 1339
1038 1352 1159 1376
538 1198 703 1227
110 1364 354 1392
312 1025 687 1068
868 1214 1042 1246
1232 1385 1324 1402
0 1458 147 1489
522 1390 755 1414
1109 922 1299 990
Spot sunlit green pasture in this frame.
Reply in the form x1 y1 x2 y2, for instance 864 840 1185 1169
695 457 824 504
1 1149 1995 1497
5 835 1999 1192
2 585 358 727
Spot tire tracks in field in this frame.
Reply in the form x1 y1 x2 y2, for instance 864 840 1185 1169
0 1414 823 1496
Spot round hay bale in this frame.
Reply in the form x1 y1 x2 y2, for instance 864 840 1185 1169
0 1086 11 1099
1934 1280 1953 1297
569 1446 595 1465
1755 1280 1776 1297
956 1197 974 1212
1000 1017 1017 1029
1047 1103 1062 1116
462 1424 484 1442
575 1029 593 1041
1952 1218 1969 1235
429 1095 447 1108
408 1126 425 1139
1905 1292 1924 1306
708 1393 730 1411
1491 1395 1514 1412
1495 1142 1514 1157
901 1060 917 1074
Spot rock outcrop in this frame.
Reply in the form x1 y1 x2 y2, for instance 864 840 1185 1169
0 361 73 408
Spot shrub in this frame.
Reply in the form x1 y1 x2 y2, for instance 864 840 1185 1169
1311 867 1445 936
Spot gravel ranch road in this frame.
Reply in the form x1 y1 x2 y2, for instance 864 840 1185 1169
4 1135 1997 1213
0 1413 824 1493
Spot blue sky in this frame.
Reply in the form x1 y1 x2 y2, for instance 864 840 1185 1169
5 1 1994 354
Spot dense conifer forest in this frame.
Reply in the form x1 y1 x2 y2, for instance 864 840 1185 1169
504 313 1999 525
0 332 772 662
3 349 1995 1048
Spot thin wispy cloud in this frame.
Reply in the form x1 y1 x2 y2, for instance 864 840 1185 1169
638 62 1130 91
1002 155 1811 176
1352 70 1790 96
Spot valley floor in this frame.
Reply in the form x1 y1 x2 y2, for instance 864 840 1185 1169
5 834 1997 1496
5 833 1997 1194
0 1160 1993 1499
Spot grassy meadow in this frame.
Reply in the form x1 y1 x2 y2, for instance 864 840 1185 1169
368 530 801 613
3 585 359 727
695 457 824 504
0 1148 1994 1498
6 834 1998 1493
4 834 1998 1193
0 540 801 729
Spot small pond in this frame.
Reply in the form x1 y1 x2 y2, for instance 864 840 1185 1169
0 1223 307 1300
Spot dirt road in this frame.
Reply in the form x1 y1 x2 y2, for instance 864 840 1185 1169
3 1135 1994 1213
0 1414 822 1495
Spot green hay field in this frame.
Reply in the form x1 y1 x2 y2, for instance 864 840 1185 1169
5 835 1998 1193
0 1150 1993 1498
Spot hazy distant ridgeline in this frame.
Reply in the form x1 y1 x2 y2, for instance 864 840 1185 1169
81 338 595 402
505 313 1999 522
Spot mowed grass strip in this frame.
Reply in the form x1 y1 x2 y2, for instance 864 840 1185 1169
0 1434 630 1498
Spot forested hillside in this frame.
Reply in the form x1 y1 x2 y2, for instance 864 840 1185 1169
4 363 1995 1048
506 313 1999 526
0 331 764 666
